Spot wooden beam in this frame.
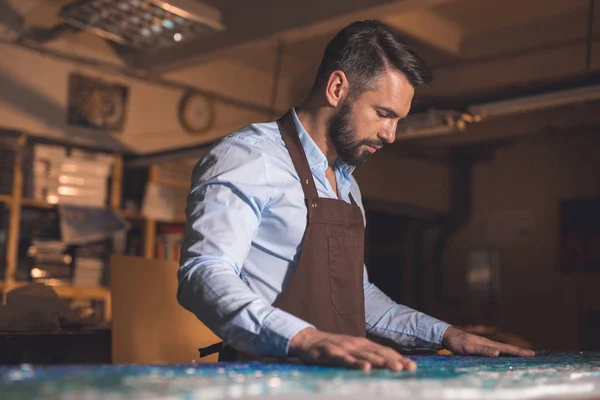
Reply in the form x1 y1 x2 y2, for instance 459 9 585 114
3 134 25 303
0 280 112 321
111 155 123 210
143 165 159 259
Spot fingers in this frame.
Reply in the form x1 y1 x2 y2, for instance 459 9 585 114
400 357 417 371
304 335 416 372
452 332 536 358
478 345 501 357
346 339 416 372
320 345 372 371
353 348 388 369
367 344 417 372
485 341 536 357
470 339 535 358
354 347 405 371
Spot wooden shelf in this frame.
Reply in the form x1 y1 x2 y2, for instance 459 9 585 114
0 280 112 321
21 197 58 209
119 210 146 220
119 210 186 224
158 216 186 224
53 284 111 301
0 280 110 299
0 195 55 209
0 195 57 209
1 195 186 224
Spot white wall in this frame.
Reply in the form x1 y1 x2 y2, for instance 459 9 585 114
0 35 296 154
0 37 451 211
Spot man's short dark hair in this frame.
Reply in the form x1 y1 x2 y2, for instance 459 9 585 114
310 20 432 100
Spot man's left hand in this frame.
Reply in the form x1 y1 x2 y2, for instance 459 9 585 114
442 326 535 357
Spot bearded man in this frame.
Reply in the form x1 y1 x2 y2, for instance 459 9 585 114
178 20 534 371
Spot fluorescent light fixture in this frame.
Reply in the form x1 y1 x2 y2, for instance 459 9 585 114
396 109 467 139
468 84 600 119
59 0 224 49
391 85 600 140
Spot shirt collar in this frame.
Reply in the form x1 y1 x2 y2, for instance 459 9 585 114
290 108 355 176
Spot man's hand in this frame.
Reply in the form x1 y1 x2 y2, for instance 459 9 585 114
442 326 535 357
289 327 417 372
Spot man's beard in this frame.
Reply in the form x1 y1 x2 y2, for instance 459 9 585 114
328 100 383 166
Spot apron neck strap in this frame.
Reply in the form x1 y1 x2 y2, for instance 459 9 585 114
277 110 319 201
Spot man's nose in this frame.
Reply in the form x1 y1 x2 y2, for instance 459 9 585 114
378 121 397 145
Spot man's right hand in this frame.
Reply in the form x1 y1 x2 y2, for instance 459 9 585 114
288 327 417 372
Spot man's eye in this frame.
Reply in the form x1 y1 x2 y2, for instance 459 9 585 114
377 111 387 118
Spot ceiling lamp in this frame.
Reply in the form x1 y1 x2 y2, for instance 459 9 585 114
59 0 224 49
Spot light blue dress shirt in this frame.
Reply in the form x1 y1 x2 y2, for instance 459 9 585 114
178 108 450 358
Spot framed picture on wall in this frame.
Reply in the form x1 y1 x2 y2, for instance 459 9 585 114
67 73 129 132
559 198 600 273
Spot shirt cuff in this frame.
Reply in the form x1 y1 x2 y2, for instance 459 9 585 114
260 308 314 357
417 315 452 348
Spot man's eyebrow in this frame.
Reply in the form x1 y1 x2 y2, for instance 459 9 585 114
374 106 400 118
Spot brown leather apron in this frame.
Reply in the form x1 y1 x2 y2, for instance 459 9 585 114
199 110 366 362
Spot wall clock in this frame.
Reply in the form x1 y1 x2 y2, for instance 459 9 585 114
178 91 215 134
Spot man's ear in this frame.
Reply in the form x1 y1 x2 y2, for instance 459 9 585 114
325 70 349 107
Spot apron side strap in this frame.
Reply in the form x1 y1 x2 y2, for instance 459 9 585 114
198 341 224 358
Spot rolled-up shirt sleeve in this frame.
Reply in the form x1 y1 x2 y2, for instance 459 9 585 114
177 136 313 358
363 268 451 350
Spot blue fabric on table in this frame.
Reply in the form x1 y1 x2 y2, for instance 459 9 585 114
2 351 600 399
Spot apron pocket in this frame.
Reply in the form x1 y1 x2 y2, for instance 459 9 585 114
328 236 365 315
